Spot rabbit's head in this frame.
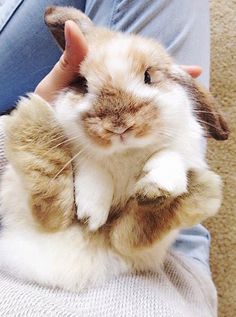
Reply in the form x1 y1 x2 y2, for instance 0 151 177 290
45 6 229 156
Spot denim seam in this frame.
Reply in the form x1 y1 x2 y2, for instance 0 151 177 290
109 0 122 29
0 0 24 34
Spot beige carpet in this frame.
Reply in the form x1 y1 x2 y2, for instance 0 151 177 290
205 1 236 317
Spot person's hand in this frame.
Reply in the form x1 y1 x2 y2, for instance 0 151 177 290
35 21 88 102
181 65 202 79
35 20 202 102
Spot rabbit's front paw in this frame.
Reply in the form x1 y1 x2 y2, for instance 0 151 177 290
145 167 188 197
134 175 169 205
143 151 188 197
76 200 110 231
74 160 114 231
134 164 187 205
76 198 110 231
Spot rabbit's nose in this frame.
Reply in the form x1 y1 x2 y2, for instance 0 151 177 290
103 124 133 135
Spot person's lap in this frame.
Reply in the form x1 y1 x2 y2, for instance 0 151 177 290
0 0 211 270
0 251 217 317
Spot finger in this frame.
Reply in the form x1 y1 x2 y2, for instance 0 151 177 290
64 20 88 68
35 20 88 102
181 65 202 78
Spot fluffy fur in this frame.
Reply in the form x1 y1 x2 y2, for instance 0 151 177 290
0 6 228 291
0 98 222 289
2 95 75 231
50 7 227 231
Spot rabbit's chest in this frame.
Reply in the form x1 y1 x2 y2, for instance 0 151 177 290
103 149 152 206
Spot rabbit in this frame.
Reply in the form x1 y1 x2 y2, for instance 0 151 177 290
0 6 228 291
44 6 228 232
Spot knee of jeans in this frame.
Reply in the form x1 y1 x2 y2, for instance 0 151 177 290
172 225 211 271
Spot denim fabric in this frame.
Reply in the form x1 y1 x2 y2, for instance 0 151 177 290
0 0 24 33
0 0 85 114
85 0 210 86
173 225 211 272
0 0 211 270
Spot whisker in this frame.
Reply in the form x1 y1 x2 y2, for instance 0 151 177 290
51 149 85 181
196 119 224 132
193 110 222 116
43 136 80 156
42 133 66 146
193 109 222 116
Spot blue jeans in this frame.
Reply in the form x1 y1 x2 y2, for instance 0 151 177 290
0 0 211 270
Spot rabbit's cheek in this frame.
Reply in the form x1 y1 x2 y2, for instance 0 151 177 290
134 124 152 138
82 120 112 148
86 131 112 148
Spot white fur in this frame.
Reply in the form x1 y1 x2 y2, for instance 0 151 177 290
142 150 188 196
0 165 178 291
55 74 207 227
0 32 211 292
75 158 114 230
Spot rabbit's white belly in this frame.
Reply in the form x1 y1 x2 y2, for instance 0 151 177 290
102 147 156 207
73 145 159 230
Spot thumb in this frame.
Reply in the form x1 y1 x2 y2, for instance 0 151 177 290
181 65 202 78
35 20 88 102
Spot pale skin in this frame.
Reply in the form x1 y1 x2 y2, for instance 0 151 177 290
35 20 202 102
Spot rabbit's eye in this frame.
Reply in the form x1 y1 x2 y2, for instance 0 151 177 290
70 76 88 94
144 70 151 84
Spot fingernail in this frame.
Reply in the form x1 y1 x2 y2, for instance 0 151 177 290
65 21 71 49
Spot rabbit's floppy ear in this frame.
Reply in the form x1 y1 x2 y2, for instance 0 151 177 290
172 69 229 141
44 6 93 50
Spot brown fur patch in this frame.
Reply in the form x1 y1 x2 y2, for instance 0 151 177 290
168 72 229 141
4 95 75 232
82 116 112 148
108 196 180 256
107 169 222 257
44 6 93 49
81 169 222 259
81 86 159 146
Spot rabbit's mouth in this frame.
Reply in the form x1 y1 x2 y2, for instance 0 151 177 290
111 132 129 146
119 134 126 144
109 128 133 145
